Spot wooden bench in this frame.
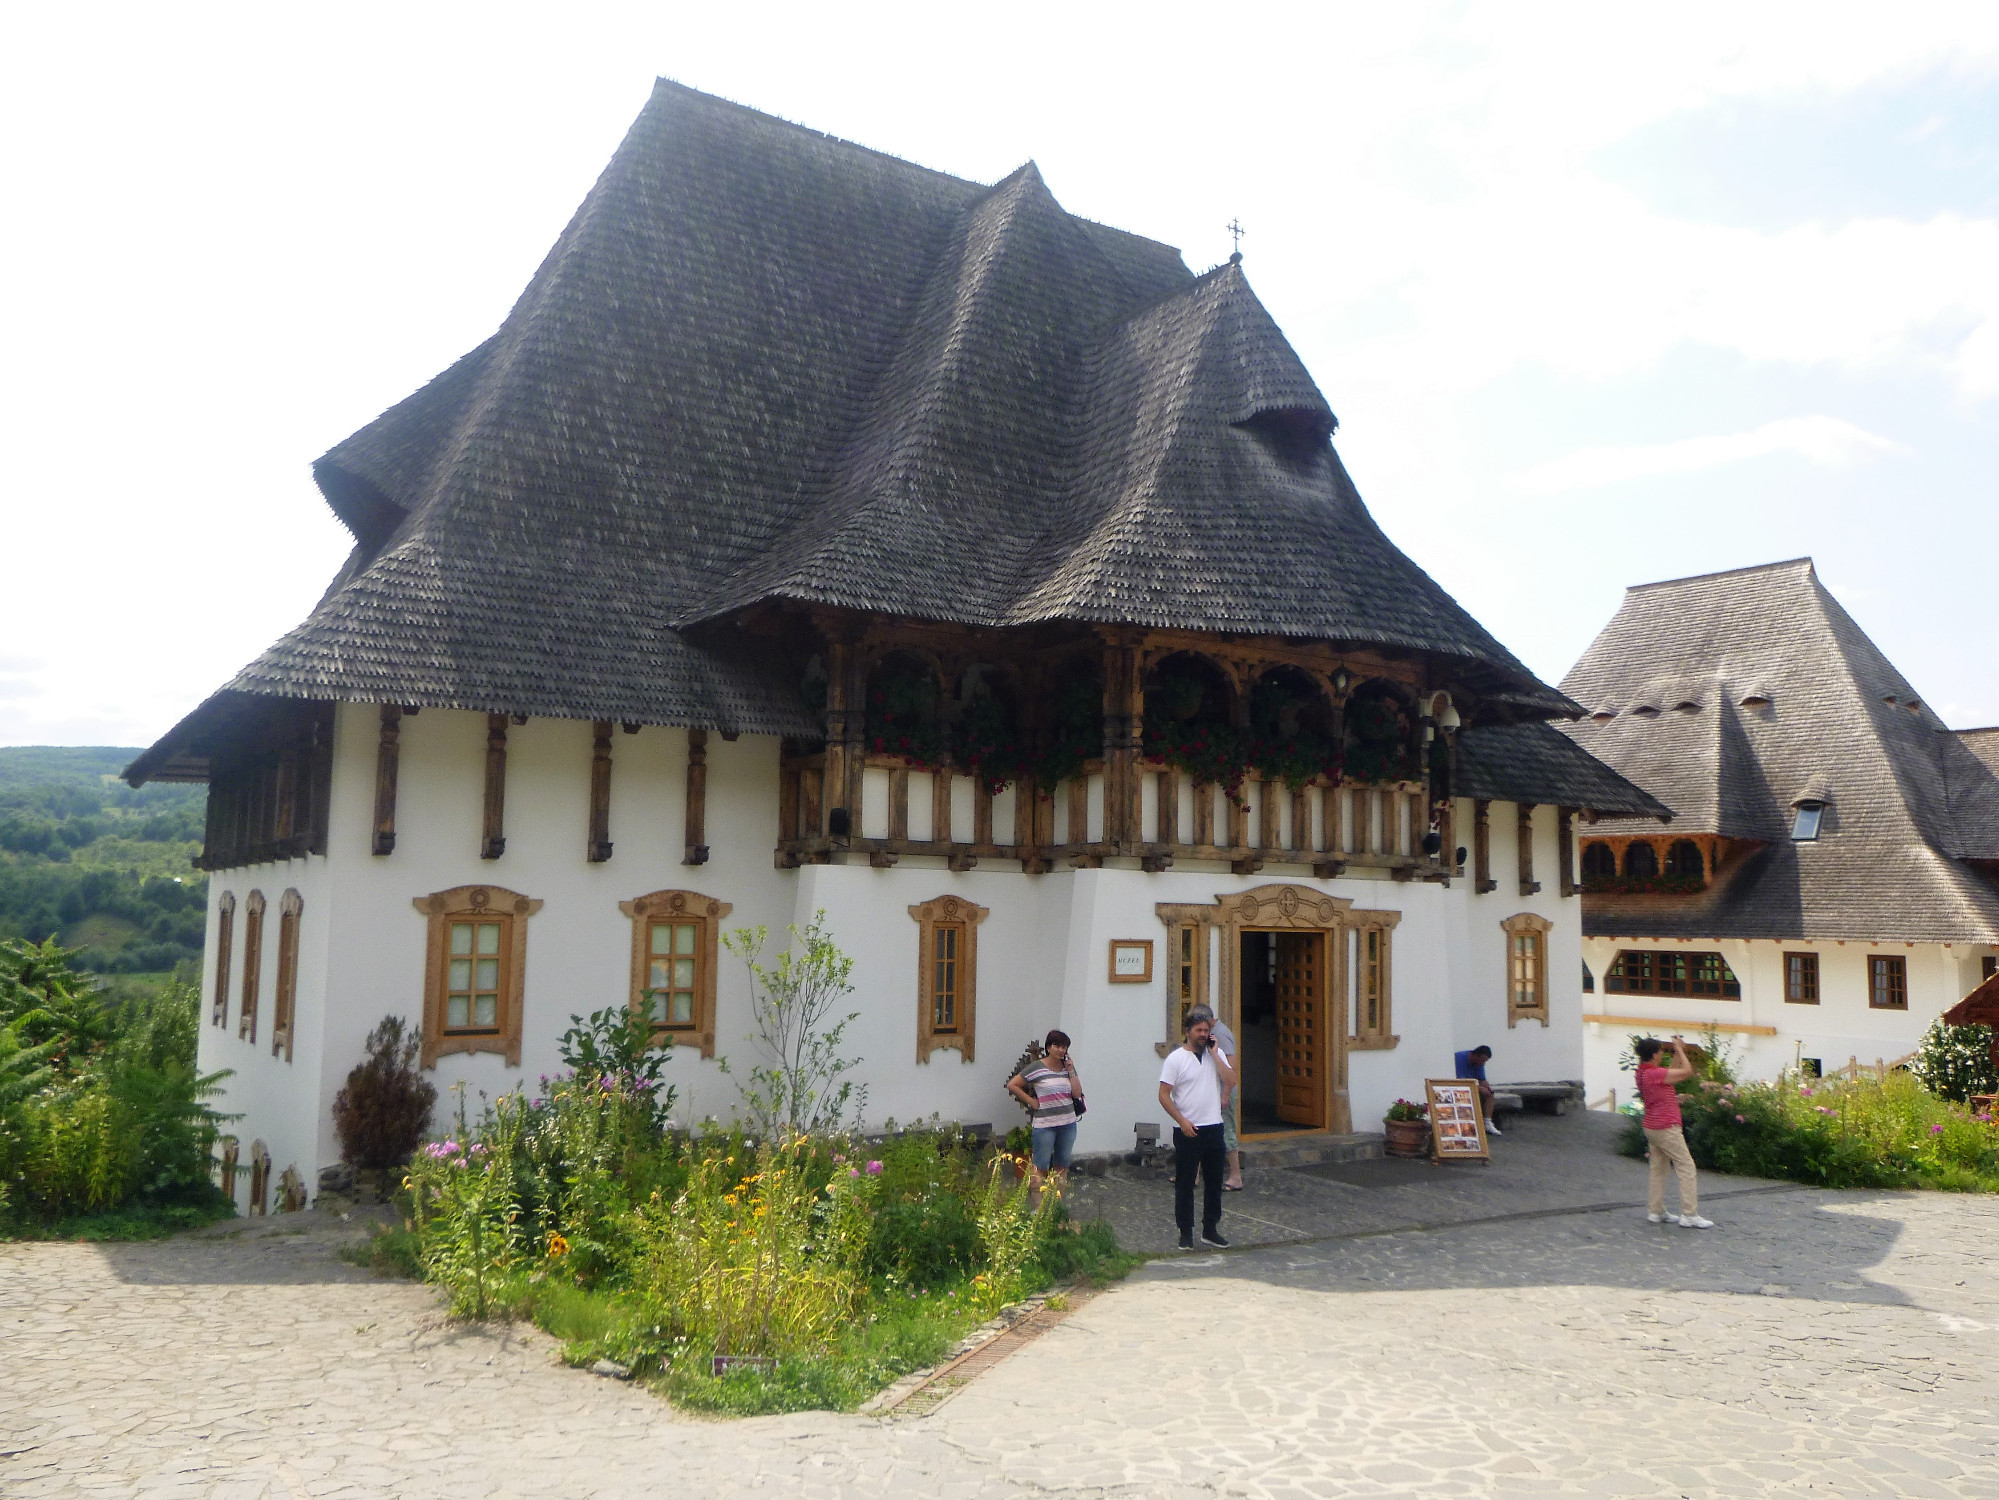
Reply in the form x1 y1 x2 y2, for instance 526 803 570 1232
1490 1081 1585 1116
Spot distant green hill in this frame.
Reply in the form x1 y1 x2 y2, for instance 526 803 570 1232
0 747 208 974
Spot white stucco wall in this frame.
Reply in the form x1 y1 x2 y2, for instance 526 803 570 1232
197 704 1590 1195
1580 934 1996 1101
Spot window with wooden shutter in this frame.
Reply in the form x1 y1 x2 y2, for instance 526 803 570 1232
413 886 542 1067
909 895 988 1063
621 890 731 1057
1500 913 1554 1028
272 889 302 1061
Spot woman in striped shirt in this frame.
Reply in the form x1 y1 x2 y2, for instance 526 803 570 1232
1007 1029 1085 1198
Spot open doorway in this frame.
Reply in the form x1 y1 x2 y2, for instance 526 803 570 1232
1236 929 1329 1133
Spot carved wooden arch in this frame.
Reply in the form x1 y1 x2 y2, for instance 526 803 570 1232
238 889 266 1043
909 894 989 1063
211 890 236 1027
619 888 732 1058
412 884 543 1067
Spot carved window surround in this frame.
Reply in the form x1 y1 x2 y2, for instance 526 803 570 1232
1501 912 1554 1028
413 885 541 1068
620 889 731 1058
238 890 266 1043
910 895 988 1063
212 891 235 1027
272 889 302 1062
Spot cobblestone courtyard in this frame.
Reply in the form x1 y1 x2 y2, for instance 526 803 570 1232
6 1113 1997 1498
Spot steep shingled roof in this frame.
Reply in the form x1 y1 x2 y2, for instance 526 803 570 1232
1454 721 1671 820
130 80 1574 783
1558 558 1999 943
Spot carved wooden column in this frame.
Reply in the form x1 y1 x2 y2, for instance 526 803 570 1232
1517 802 1541 895
481 713 509 859
932 767 953 846
817 637 867 840
1100 639 1143 852
372 705 402 856
1473 799 1496 894
588 720 614 862
1558 807 1576 897
684 728 709 865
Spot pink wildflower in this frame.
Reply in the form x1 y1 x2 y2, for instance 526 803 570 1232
866 1160 883 1176
1929 1124 1944 1135
1735 1114 1746 1123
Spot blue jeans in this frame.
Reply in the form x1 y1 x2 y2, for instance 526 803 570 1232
1031 1121 1077 1172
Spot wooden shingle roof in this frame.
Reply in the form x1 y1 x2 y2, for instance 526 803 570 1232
131 80 1575 783
1559 558 1999 943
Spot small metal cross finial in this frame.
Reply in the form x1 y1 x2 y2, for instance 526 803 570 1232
1226 218 1245 261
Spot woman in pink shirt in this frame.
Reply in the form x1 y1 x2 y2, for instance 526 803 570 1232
1635 1037 1713 1229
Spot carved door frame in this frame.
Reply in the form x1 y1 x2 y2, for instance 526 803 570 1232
1157 883 1364 1135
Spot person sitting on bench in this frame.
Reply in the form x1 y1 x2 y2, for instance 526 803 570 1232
1452 1044 1501 1137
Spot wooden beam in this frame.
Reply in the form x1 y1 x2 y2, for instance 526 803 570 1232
481 714 508 859
588 720 614 862
1558 808 1576 898
684 728 709 865
1518 803 1541 896
1473 799 1496 894
1067 775 1088 847
1156 766 1178 848
888 766 910 844
1193 780 1215 848
372 705 401 856
1584 1012 1777 1037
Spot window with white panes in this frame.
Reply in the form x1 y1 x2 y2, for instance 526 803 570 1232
446 916 506 1033
646 918 701 1028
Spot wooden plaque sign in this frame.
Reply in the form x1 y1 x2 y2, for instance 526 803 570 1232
1424 1078 1491 1162
1108 939 1154 983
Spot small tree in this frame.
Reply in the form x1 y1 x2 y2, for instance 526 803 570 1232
720 912 865 1136
332 1016 438 1169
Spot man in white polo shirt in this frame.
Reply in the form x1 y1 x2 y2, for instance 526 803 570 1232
1158 1009 1236 1250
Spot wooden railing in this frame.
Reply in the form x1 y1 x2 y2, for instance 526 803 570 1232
777 754 1445 878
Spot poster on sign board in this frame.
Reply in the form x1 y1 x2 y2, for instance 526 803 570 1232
1424 1078 1491 1163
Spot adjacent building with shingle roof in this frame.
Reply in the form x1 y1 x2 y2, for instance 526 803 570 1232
1559 557 1999 1088
127 82 1658 1206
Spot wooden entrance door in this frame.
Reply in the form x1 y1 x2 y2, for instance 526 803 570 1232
1273 931 1327 1129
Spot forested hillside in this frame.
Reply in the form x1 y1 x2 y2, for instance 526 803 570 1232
0 748 208 975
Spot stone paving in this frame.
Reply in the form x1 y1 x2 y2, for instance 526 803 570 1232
5 1111 1997 1497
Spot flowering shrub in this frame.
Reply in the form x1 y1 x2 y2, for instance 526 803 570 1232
969 1151 1056 1315
1383 1098 1427 1123
1621 1070 1999 1192
1909 1018 1998 1103
635 1135 875 1359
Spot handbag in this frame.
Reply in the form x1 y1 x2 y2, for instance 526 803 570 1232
1069 1065 1086 1118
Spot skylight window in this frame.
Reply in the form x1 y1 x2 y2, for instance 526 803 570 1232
1791 802 1823 841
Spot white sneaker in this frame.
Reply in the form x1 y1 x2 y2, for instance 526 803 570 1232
1678 1215 1714 1229
1646 1212 1669 1224
1485 1120 1503 1137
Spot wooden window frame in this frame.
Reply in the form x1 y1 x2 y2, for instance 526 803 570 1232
1870 954 1907 1010
212 892 235 1027
1166 919 1209 1036
620 889 731 1058
909 895 988 1063
1351 918 1398 1049
272 889 302 1061
1605 948 1740 998
412 885 542 1068
1785 951 1820 1004
237 890 265 1042
1500 912 1553 1028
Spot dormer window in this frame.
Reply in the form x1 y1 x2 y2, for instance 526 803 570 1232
1739 695 1771 708
1671 701 1701 713
1791 801 1824 841
1631 705 1661 719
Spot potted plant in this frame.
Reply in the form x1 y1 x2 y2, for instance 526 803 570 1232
1383 1097 1429 1157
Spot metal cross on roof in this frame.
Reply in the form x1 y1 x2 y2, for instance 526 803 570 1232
1227 218 1245 262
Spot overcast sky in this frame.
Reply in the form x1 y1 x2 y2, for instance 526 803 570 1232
4 2 1996 749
